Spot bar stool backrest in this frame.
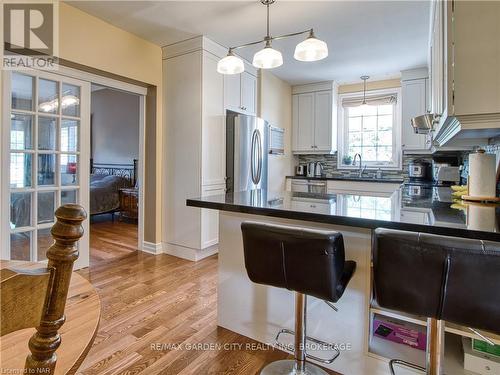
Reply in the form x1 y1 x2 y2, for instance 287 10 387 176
241 222 347 302
373 228 500 335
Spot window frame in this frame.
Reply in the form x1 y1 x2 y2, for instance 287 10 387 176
337 87 402 170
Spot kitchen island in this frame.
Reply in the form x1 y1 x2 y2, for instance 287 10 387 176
187 187 500 375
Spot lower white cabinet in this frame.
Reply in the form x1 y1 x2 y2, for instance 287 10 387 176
326 180 401 194
201 184 226 248
399 208 430 225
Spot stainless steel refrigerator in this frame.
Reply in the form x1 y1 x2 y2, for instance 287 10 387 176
226 111 269 193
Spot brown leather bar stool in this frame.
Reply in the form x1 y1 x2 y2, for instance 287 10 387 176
373 228 500 375
241 222 356 375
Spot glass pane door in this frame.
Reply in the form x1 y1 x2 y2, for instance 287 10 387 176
3 70 90 267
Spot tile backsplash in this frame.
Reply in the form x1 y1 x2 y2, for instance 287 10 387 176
297 143 499 182
297 152 432 180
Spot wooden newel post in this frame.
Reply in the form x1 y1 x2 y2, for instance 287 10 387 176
25 204 87 374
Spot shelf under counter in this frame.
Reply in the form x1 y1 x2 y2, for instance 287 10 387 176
369 302 500 345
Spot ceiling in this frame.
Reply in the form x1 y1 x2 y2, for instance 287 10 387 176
66 1 431 85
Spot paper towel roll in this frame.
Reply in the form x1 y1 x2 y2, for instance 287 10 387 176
469 152 496 197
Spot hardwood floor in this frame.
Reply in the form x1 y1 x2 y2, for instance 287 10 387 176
77 250 338 374
90 215 138 266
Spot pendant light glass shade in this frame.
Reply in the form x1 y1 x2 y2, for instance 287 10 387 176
217 51 245 74
252 45 283 69
294 34 328 62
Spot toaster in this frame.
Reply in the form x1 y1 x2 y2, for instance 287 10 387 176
434 166 460 184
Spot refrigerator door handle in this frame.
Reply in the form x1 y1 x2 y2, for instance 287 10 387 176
251 129 259 185
256 130 263 185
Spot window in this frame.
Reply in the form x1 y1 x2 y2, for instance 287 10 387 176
338 88 401 169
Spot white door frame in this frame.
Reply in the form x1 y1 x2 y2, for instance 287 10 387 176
2 66 148 265
55 66 147 255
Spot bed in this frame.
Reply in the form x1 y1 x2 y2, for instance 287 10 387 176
9 159 138 228
90 159 137 217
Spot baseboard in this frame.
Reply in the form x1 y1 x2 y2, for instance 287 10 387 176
163 242 218 261
142 241 163 255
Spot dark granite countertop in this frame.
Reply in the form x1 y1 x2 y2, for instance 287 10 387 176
286 175 405 184
186 187 500 242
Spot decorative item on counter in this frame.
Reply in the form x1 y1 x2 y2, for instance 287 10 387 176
342 155 352 165
463 149 499 202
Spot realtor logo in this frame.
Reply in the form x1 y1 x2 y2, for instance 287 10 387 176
2 2 58 70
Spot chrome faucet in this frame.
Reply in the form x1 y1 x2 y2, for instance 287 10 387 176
353 153 366 178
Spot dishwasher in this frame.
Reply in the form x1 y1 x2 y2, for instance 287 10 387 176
290 179 327 194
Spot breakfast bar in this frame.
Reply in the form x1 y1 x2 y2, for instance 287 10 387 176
187 187 500 375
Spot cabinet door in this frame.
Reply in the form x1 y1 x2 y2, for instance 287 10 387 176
201 185 225 248
402 79 428 150
224 73 241 112
314 91 332 152
202 53 226 185
241 72 257 115
293 93 315 152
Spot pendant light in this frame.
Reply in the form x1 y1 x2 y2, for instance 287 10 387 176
253 39 283 69
217 0 328 74
294 30 328 62
217 49 245 74
360 76 370 110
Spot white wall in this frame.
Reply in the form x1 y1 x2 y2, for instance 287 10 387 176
91 88 139 164
258 71 295 192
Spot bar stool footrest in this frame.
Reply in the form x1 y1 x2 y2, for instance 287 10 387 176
275 328 340 364
389 359 425 375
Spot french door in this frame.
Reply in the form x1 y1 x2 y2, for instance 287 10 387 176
1 70 90 269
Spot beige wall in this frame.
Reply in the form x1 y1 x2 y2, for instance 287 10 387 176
258 71 294 191
59 3 163 243
338 78 401 94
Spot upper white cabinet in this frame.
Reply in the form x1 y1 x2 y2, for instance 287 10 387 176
292 81 338 154
224 69 257 115
429 0 500 146
401 68 432 152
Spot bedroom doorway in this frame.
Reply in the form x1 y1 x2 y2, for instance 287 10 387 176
89 85 141 265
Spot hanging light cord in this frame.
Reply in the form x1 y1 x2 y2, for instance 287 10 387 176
361 76 369 105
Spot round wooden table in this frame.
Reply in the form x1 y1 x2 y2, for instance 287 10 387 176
0 261 101 375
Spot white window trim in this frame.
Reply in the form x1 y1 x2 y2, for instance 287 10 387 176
337 87 402 170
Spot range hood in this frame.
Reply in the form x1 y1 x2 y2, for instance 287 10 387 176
411 114 435 134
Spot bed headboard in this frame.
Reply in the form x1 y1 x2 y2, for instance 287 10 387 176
90 159 138 186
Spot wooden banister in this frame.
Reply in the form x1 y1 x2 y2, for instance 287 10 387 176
25 204 87 374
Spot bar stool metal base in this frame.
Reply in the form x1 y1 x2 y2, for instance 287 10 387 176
275 328 340 364
260 359 330 375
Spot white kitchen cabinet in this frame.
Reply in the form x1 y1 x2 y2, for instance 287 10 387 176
314 91 334 152
163 36 234 261
293 93 315 152
201 184 226 248
224 69 257 115
401 76 432 152
326 180 401 194
292 81 338 154
429 0 500 146
241 71 257 115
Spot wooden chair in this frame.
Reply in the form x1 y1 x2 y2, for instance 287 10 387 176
1 204 90 375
